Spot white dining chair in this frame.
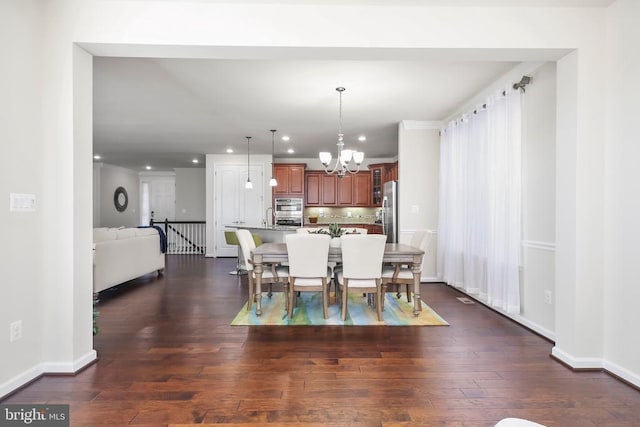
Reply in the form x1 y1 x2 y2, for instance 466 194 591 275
382 230 430 302
285 233 332 319
236 229 289 312
336 234 387 321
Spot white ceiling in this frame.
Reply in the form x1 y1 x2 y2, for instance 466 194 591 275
93 57 517 170
92 0 615 171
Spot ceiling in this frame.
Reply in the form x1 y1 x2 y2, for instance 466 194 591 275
93 57 517 170
91 0 616 171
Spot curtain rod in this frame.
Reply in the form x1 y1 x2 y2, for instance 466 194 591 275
439 75 532 135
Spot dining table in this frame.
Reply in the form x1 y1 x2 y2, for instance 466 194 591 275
250 242 425 316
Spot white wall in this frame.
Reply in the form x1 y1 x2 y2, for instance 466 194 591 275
520 62 557 336
397 122 440 281
603 0 640 385
96 163 140 228
0 0 46 395
3 0 638 397
175 168 206 221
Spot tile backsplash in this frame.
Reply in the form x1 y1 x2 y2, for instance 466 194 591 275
304 207 381 225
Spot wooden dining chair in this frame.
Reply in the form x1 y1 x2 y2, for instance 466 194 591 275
336 234 387 321
235 229 289 311
382 230 430 302
285 233 332 319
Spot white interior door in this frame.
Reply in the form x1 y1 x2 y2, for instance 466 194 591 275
215 164 263 257
150 179 176 223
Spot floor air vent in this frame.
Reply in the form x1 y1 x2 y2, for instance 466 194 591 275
456 297 475 304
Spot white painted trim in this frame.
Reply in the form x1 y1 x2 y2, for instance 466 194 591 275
401 120 444 130
603 359 640 389
0 351 97 399
551 346 603 369
42 350 98 373
0 364 44 400
420 276 441 283
522 240 556 251
508 313 555 341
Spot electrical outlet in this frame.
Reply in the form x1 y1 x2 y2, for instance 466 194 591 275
10 321 22 342
544 290 552 305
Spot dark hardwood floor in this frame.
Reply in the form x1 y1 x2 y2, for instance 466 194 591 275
3 255 640 426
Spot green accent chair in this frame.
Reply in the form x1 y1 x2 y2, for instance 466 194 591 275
224 230 243 275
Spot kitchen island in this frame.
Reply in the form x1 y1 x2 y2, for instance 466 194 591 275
225 224 299 243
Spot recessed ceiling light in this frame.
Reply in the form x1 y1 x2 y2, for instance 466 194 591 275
93 155 101 160
287 148 295 154
281 136 290 141
192 158 199 164
358 135 367 142
226 148 233 153
145 165 152 170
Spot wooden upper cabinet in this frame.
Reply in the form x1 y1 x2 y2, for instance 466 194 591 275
305 171 371 207
289 165 305 194
305 172 321 206
273 163 306 195
353 171 371 206
369 162 398 206
386 162 398 182
305 172 336 206
321 174 337 206
337 175 353 206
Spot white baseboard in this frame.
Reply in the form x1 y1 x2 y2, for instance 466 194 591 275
0 350 97 399
0 363 44 400
43 350 97 373
551 346 603 369
552 346 640 387
420 276 441 283
603 359 640 388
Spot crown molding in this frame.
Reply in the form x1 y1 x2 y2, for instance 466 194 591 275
401 120 443 130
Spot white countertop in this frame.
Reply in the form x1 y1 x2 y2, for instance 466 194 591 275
225 224 300 231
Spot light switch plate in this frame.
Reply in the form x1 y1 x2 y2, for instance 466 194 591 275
9 193 36 212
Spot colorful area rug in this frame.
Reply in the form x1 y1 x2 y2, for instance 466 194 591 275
231 292 448 326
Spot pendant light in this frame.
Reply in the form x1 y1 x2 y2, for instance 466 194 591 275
269 129 278 187
245 136 253 190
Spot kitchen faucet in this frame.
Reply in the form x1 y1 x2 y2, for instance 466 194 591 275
265 207 275 227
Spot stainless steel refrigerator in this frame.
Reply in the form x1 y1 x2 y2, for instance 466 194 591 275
382 180 398 243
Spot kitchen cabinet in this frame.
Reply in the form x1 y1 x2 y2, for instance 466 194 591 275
273 163 306 195
353 172 371 206
305 172 337 206
369 162 398 206
337 175 353 206
367 224 384 234
305 171 371 207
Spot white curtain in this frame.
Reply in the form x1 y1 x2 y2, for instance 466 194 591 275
437 88 522 313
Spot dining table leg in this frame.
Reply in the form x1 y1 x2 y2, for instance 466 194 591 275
253 254 263 316
412 262 422 316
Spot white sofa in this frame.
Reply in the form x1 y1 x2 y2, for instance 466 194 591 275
93 227 166 293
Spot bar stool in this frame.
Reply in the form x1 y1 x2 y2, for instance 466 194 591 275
224 230 244 275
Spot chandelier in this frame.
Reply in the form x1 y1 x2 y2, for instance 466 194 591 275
245 136 253 190
319 87 364 177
